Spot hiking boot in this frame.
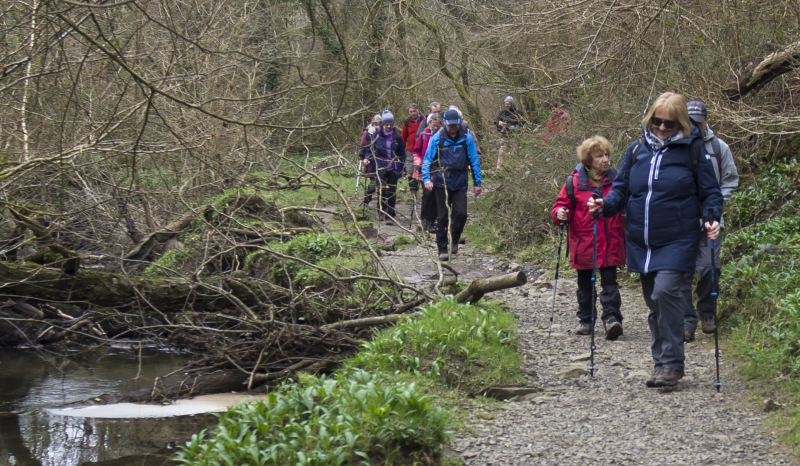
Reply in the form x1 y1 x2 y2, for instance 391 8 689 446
452 244 459 255
701 318 716 334
654 367 684 387
684 330 695 343
603 317 623 340
574 322 591 335
645 368 663 388
438 252 449 262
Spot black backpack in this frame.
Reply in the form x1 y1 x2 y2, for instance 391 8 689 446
431 127 469 172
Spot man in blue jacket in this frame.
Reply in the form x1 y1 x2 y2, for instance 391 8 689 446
422 109 482 262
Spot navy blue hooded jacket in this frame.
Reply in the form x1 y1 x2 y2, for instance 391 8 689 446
601 125 722 274
421 126 482 191
364 128 405 179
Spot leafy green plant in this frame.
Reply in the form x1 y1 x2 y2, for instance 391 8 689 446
347 297 524 392
173 370 448 465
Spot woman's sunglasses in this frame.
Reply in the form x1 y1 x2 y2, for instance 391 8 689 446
651 117 677 129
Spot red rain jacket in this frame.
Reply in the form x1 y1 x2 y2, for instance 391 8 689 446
551 165 626 270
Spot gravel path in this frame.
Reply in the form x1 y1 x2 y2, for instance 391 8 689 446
373 190 797 465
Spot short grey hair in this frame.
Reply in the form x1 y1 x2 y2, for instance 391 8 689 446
408 103 420 110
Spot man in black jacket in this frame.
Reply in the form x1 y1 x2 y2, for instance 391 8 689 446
494 96 526 170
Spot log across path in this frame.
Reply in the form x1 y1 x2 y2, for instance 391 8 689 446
375 185 797 465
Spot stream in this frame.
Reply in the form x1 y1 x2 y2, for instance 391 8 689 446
0 346 243 466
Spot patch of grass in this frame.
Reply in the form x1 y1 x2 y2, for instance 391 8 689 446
345 297 525 394
383 234 415 251
252 232 374 289
143 248 193 277
261 168 360 209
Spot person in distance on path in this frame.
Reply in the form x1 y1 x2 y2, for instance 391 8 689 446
552 136 626 340
416 101 442 138
544 102 571 143
494 95 526 170
682 99 739 343
363 109 405 224
358 114 382 206
401 103 425 186
589 92 722 388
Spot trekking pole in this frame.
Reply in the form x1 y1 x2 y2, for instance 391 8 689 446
354 160 363 196
547 221 566 341
409 188 418 229
708 208 722 392
589 193 601 377
472 195 482 235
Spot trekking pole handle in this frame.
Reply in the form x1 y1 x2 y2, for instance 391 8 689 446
705 208 714 228
591 193 602 219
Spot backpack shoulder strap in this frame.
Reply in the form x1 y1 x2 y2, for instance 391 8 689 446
627 138 643 168
565 174 577 210
690 137 704 176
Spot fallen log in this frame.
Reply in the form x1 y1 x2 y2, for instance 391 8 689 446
124 205 213 262
456 271 527 304
322 271 529 329
0 261 281 314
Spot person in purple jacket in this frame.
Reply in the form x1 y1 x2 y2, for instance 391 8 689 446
363 109 405 223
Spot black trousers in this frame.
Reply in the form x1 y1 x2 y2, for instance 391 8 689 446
433 187 467 254
373 172 398 218
421 187 437 223
576 267 622 324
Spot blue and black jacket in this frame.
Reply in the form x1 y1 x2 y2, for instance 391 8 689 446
421 125 482 191
602 125 722 274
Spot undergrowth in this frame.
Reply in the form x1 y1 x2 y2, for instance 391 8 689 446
174 298 524 465
718 149 800 454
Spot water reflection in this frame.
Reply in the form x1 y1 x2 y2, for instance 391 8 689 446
0 347 219 465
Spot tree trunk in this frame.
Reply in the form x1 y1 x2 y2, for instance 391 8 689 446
724 41 800 100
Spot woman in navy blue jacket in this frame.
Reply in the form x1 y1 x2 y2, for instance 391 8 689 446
363 109 405 223
589 92 722 388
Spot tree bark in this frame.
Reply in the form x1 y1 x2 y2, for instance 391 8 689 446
455 271 527 304
724 41 800 100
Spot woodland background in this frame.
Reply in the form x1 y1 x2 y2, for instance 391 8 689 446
1 0 799 392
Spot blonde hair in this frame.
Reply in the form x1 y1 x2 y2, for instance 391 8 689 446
577 136 613 167
641 92 692 138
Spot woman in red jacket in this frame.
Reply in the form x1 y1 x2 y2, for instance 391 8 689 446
551 136 626 340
